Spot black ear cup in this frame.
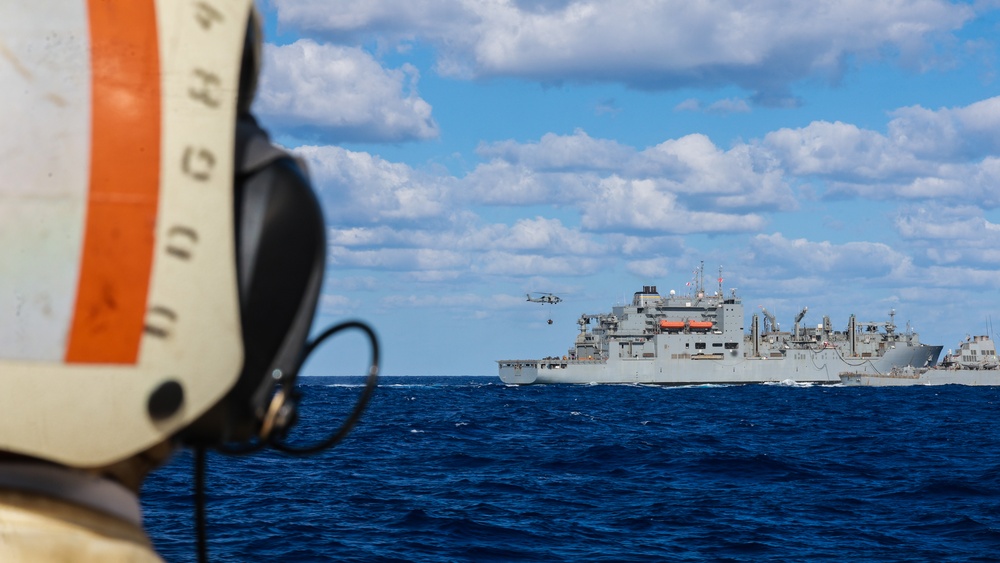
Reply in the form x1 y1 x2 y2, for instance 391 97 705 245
182 115 325 446
235 129 325 433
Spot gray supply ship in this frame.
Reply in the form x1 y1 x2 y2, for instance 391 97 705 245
498 266 942 385
840 334 999 386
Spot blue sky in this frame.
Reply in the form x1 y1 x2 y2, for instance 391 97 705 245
254 0 1000 376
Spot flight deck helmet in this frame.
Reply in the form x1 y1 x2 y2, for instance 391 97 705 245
0 0 323 468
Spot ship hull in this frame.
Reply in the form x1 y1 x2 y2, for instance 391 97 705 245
500 344 942 385
840 368 1000 386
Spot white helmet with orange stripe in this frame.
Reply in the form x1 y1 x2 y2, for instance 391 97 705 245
0 0 343 474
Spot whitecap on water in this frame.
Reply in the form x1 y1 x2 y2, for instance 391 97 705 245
763 379 815 387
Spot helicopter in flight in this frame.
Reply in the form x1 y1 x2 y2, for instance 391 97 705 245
526 292 562 305
527 293 562 324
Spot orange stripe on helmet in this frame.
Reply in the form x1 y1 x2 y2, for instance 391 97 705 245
66 0 161 364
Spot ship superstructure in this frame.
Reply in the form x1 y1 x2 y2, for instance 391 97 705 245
498 266 942 385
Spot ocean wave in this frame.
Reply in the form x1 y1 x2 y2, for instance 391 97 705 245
144 380 1000 562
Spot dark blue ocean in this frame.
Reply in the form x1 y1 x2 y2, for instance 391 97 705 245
142 377 1000 562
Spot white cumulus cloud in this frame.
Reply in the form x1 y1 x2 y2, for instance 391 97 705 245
580 177 767 234
295 145 453 225
760 96 1000 207
273 0 973 102
895 206 1000 266
477 129 634 171
255 40 438 142
464 130 794 230
747 233 912 279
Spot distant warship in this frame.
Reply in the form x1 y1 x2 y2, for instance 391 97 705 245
841 334 999 386
498 264 942 385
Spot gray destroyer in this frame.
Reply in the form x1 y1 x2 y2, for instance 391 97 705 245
840 334 999 386
498 269 942 385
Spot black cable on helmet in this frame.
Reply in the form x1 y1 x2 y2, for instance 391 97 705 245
270 320 380 455
191 320 379 561
195 446 208 563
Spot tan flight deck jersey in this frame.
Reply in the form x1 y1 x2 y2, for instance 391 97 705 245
0 465 162 562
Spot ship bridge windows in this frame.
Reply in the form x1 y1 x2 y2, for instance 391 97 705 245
695 342 706 350
724 342 738 349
